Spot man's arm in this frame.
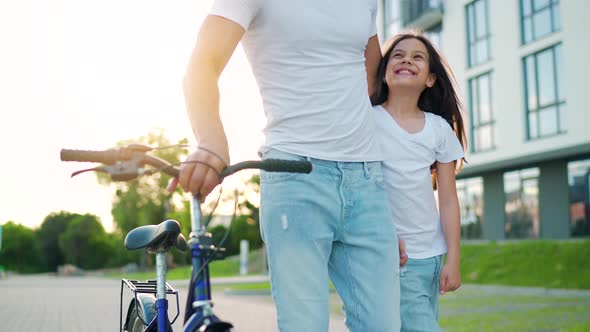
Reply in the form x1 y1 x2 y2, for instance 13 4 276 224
176 15 245 197
365 34 382 96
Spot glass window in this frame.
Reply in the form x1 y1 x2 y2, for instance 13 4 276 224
469 71 495 153
537 50 556 106
383 0 401 39
523 44 566 140
425 23 443 50
457 177 484 239
568 159 590 237
504 168 540 238
466 0 492 67
520 0 561 44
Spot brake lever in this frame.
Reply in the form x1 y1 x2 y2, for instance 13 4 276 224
70 162 143 182
71 166 109 178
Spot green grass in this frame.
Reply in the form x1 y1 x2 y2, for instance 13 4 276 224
215 281 590 331
439 292 590 332
107 250 261 280
460 239 590 289
107 239 590 291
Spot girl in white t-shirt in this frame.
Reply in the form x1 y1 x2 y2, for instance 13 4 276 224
370 31 467 332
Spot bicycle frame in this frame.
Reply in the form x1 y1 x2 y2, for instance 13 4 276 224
181 196 232 331
120 195 232 332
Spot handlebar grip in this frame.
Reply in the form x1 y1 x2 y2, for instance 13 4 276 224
60 149 121 164
259 159 312 174
219 159 312 179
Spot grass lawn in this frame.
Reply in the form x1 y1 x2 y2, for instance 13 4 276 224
215 282 590 331
110 239 590 290
460 239 590 289
437 286 590 331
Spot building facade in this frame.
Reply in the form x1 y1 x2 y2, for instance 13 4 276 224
377 0 590 240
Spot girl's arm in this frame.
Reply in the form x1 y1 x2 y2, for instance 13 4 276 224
436 161 462 295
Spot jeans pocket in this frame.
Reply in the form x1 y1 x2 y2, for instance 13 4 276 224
260 149 307 184
400 265 408 277
366 162 385 190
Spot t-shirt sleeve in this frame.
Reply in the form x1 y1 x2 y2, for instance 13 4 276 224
209 0 262 30
435 117 465 163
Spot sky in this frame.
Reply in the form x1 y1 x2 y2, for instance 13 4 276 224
0 0 265 232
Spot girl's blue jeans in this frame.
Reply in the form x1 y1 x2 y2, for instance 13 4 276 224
260 148 401 332
400 255 444 332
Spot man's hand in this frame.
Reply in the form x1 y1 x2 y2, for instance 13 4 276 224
439 260 461 295
398 237 408 266
167 147 228 198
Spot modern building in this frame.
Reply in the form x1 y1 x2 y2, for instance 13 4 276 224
377 0 590 240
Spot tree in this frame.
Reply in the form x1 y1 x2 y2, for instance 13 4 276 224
222 174 263 256
37 211 78 271
58 214 114 269
0 222 43 273
99 129 189 234
97 130 189 268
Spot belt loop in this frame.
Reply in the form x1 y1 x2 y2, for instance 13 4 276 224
363 162 370 179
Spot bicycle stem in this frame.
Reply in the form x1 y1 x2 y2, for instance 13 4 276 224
189 196 205 239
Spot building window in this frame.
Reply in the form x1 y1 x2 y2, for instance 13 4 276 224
406 0 444 25
568 159 590 237
466 0 492 67
523 44 566 140
457 177 484 239
520 0 561 44
469 72 495 152
504 168 540 239
382 0 401 39
425 23 443 50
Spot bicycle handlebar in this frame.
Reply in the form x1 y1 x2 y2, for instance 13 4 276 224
60 146 312 181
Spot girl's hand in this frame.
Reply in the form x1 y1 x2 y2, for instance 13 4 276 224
439 261 461 295
398 238 408 266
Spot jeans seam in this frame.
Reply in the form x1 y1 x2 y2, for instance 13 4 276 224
341 246 359 332
432 256 441 295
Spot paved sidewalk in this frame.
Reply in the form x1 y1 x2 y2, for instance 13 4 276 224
2 274 588 331
0 274 347 332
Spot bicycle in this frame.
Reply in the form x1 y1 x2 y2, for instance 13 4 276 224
60 143 312 332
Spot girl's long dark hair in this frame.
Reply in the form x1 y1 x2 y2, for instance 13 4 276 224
371 31 468 183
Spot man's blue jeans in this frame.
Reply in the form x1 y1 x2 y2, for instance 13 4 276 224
260 149 401 332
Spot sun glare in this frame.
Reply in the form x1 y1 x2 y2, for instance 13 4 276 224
0 0 265 232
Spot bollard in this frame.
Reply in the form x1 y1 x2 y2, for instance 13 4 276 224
239 240 249 275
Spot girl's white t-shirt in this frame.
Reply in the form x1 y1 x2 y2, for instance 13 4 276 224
373 105 464 259
210 0 383 161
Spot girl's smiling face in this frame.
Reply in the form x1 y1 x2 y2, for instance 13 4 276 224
385 37 436 91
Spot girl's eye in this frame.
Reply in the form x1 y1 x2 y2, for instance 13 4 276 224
414 55 423 60
392 53 402 58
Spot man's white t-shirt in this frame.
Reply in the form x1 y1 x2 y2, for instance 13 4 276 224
373 105 464 259
210 0 382 161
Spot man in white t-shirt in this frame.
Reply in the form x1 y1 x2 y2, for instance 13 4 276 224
174 1 401 331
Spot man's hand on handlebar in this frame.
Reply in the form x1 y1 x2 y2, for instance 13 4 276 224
168 146 230 198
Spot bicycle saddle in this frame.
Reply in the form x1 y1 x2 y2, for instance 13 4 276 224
125 219 188 252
